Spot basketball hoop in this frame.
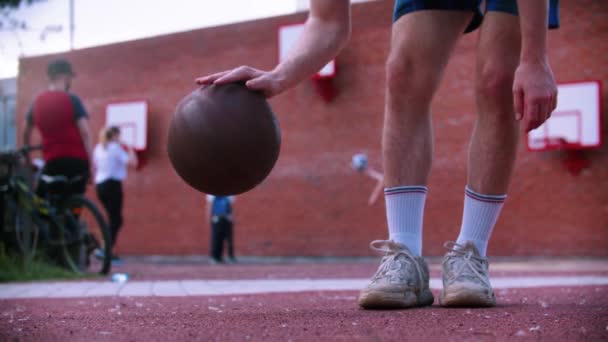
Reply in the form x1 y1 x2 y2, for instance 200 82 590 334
542 137 581 150
543 137 590 176
526 80 602 177
311 66 337 103
279 23 338 103
563 150 590 176
106 100 148 170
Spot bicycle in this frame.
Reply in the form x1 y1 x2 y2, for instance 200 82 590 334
0 145 112 275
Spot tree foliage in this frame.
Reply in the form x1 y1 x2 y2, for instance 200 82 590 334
0 0 43 10
0 0 45 32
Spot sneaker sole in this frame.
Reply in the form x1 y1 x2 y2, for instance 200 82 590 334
358 289 434 309
439 286 496 307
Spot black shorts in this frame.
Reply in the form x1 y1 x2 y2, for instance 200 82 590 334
393 0 560 33
37 157 89 198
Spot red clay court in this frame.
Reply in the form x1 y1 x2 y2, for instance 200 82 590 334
1 258 607 341
2 0 607 341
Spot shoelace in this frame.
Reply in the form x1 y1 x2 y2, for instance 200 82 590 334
443 241 491 288
369 240 425 290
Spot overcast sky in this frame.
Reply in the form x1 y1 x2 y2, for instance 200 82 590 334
0 0 301 78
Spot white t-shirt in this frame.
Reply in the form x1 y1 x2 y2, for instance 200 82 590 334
93 142 130 183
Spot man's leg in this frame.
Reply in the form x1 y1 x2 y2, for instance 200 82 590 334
462 11 521 254
358 10 472 310
226 220 235 261
441 11 521 308
383 10 473 256
210 219 223 263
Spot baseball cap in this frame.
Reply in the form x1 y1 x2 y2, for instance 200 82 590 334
47 59 75 78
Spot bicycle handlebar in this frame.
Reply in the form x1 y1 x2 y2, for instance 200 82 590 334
0 145 43 164
18 145 43 155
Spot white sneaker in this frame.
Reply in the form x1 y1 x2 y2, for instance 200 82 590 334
440 241 496 307
358 240 434 309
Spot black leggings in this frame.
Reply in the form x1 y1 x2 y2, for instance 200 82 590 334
96 179 123 248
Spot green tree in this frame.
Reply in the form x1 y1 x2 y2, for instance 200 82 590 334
0 0 42 9
1 0 48 56
1 0 46 33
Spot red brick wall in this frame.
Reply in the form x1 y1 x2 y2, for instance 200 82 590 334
16 0 608 257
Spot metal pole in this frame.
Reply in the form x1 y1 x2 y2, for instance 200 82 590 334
1 96 5 149
69 0 74 50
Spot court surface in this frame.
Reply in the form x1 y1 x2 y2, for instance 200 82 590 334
1 258 607 341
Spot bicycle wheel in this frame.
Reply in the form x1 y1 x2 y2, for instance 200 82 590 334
14 204 40 263
8 187 40 262
61 195 112 275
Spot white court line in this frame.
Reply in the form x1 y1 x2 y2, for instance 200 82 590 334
1 276 607 299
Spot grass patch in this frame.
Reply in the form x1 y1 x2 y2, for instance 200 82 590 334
0 244 91 282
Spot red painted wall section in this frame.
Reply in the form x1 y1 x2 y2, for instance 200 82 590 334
16 0 608 256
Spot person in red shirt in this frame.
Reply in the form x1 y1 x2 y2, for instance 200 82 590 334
23 58 93 196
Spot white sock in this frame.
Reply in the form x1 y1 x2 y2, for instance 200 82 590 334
384 186 427 256
456 186 507 256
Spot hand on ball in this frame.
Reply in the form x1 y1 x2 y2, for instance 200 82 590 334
196 66 285 98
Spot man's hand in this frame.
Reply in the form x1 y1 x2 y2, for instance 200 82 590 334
512 60 558 133
514 0 556 133
196 1 350 99
196 66 285 98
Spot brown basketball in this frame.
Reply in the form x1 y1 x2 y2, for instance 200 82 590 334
167 83 281 195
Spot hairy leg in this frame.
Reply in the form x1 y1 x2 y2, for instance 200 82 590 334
453 11 522 257
469 12 521 194
359 9 476 311
382 10 473 256
383 11 473 187
440 14 523 309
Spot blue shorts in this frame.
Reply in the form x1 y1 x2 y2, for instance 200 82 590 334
393 0 560 33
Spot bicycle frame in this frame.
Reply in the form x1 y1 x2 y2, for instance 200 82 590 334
1 146 79 254
1 146 111 274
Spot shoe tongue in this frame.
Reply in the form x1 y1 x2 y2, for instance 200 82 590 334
450 241 480 256
388 241 411 254
462 241 480 255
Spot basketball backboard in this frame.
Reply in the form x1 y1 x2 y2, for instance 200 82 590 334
105 100 148 151
278 23 336 78
527 80 602 151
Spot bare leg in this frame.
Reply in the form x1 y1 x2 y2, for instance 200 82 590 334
383 11 473 187
382 11 472 256
358 11 474 310
440 13 523 308
368 178 384 206
469 12 521 194
455 13 521 257
454 12 521 256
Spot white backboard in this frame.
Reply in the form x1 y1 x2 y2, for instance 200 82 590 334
527 81 602 151
279 23 335 78
106 101 148 150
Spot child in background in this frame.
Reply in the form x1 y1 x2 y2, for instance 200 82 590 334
206 195 236 264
